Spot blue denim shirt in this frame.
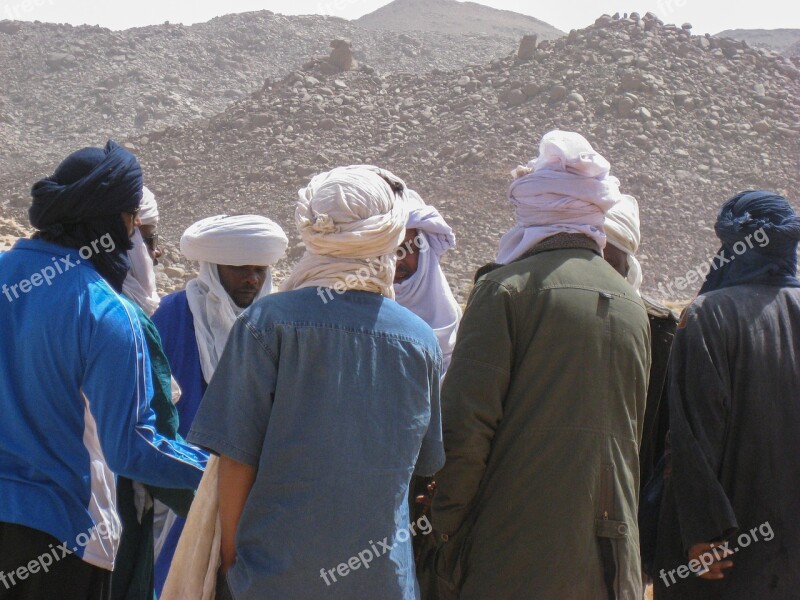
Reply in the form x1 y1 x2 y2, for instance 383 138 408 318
188 287 444 600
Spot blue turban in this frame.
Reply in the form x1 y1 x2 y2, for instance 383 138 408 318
29 140 143 292
699 190 800 294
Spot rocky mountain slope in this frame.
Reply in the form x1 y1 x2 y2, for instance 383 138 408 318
716 28 800 56
2 12 798 302
0 10 524 178
356 0 563 39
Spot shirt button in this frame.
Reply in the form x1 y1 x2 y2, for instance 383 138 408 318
617 523 628 535
441 533 449 542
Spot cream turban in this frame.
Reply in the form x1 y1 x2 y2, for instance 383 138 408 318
181 214 289 382
281 165 409 299
497 130 622 264
122 186 160 315
138 186 159 225
604 194 643 291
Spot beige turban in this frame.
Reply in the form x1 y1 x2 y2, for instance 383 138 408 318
604 194 643 291
281 165 409 298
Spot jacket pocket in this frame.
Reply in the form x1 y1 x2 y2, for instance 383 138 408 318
433 522 473 599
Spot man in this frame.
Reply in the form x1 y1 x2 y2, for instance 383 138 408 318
602 195 680 580
187 166 444 599
653 191 800 599
394 189 462 374
0 141 207 600
114 188 196 600
601 195 679 487
151 214 288 595
392 189 461 600
432 130 651 599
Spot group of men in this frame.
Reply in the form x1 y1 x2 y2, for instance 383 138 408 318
0 130 798 600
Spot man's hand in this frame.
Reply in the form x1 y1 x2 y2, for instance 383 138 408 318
218 455 257 574
688 541 734 580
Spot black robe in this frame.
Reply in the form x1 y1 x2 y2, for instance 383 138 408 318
654 284 800 599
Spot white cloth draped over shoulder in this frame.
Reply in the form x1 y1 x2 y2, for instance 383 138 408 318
604 194 643 291
393 190 462 373
496 130 622 264
180 214 288 384
281 165 409 299
122 186 160 315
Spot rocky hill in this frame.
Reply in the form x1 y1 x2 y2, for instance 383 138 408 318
356 0 563 39
0 10 521 178
716 28 800 56
2 12 799 302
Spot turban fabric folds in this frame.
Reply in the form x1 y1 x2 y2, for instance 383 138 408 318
282 165 409 299
497 130 622 264
699 190 800 294
394 189 461 373
29 140 143 291
604 194 643 291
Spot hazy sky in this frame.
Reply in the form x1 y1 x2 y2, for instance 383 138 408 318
3 0 798 35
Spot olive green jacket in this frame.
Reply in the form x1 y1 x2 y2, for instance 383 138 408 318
432 235 651 600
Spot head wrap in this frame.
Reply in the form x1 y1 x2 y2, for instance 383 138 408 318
604 194 643 291
394 189 462 373
699 191 800 294
29 140 143 291
281 165 409 299
138 186 159 226
122 187 160 315
181 215 288 382
496 130 622 264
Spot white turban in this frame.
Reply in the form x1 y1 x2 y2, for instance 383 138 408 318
394 190 461 374
282 165 409 299
181 214 289 382
138 186 159 225
496 130 622 264
604 194 643 292
122 186 160 315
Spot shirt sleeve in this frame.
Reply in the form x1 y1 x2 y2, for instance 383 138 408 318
82 295 206 490
188 314 277 469
415 353 445 476
668 300 738 552
432 279 514 535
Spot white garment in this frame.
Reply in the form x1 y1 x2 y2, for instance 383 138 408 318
497 130 622 264
123 229 160 316
282 165 409 298
394 191 461 373
181 215 288 383
604 194 643 291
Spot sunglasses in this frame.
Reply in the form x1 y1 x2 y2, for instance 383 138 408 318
125 207 141 217
143 233 159 251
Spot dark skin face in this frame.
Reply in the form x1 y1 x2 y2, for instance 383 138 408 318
217 264 268 309
394 228 420 284
138 223 162 265
603 244 630 279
